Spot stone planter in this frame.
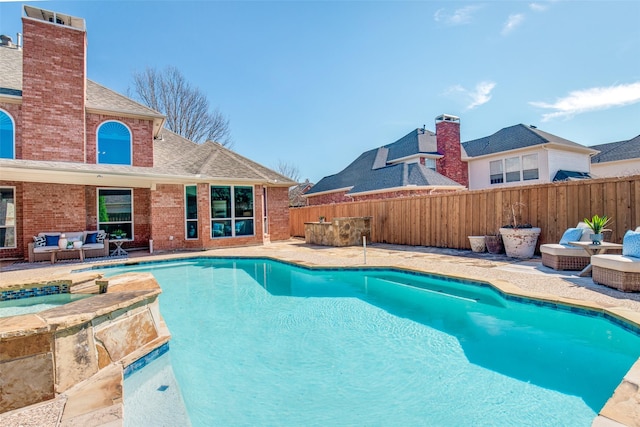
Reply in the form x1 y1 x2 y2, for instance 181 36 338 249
499 227 541 259
485 235 504 254
468 236 486 253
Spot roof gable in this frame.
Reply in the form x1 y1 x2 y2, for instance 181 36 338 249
462 124 589 157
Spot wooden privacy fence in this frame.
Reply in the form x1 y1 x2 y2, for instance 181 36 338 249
290 175 640 250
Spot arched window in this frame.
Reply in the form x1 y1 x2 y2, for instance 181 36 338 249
97 121 132 165
0 110 15 159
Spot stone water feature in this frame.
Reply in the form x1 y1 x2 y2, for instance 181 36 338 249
304 217 371 247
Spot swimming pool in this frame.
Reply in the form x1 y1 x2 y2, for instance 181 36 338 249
105 258 640 426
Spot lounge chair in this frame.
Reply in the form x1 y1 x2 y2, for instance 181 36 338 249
540 222 613 271
591 227 640 292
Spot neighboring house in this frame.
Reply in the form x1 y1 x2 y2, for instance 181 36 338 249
289 179 313 207
305 115 466 205
0 6 295 260
462 124 599 191
590 135 640 178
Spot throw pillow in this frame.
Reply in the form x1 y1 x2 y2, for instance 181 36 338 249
33 235 46 247
85 232 98 244
44 234 59 247
559 227 584 245
96 230 106 243
622 230 640 258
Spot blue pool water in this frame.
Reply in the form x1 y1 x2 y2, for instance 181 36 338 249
105 258 640 426
0 293 91 317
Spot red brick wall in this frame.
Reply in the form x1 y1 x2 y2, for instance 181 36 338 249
86 114 154 167
307 191 350 206
436 119 468 187
266 187 290 241
307 188 461 206
0 103 22 159
21 18 86 162
0 181 23 259
21 183 86 259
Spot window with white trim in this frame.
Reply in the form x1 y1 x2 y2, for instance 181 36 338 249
185 185 198 239
210 185 254 238
97 121 132 165
490 154 540 185
505 157 521 182
522 154 539 180
0 109 15 159
98 188 133 239
0 187 16 248
490 160 504 184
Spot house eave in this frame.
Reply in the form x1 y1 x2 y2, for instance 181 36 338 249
0 94 22 104
0 161 292 189
304 186 353 198
347 184 465 197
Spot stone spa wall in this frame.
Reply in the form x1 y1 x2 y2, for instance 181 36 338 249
0 273 170 424
304 217 372 247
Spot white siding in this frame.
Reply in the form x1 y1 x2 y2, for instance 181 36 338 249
546 148 591 180
592 159 640 177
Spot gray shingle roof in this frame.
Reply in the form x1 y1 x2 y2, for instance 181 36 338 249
307 128 462 196
154 130 295 184
0 46 163 118
591 135 640 163
462 124 592 157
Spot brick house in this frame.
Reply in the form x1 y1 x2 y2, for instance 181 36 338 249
305 114 466 205
0 6 295 260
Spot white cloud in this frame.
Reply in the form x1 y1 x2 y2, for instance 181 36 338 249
529 3 548 12
434 5 483 26
501 13 524 35
530 82 640 121
446 81 497 110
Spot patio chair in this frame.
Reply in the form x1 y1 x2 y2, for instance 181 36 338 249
592 227 640 292
540 222 613 271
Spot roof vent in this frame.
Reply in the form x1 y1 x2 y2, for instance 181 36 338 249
0 35 13 48
530 125 537 129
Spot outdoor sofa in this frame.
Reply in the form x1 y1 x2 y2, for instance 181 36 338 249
591 227 640 292
28 231 109 263
540 222 614 271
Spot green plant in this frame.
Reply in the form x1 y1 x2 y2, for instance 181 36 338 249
112 229 126 238
319 216 325 223
98 196 109 222
583 214 611 234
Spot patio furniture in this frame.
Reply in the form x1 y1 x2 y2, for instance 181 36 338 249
591 227 640 292
28 231 108 262
566 241 623 277
540 222 613 271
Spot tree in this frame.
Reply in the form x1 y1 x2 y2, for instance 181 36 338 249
129 66 232 147
275 160 301 182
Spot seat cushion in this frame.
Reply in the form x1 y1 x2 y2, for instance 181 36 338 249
539 243 589 257
591 254 640 273
82 243 104 250
33 246 59 253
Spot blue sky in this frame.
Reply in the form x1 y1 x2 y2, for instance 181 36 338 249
1 1 639 182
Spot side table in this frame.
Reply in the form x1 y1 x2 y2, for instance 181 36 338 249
110 239 128 257
567 241 624 277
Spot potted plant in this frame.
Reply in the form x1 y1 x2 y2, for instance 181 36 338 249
111 229 126 239
583 214 611 245
499 202 541 259
484 232 504 254
319 216 325 223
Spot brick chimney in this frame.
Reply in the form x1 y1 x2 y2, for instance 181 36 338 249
21 6 87 162
435 114 468 187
